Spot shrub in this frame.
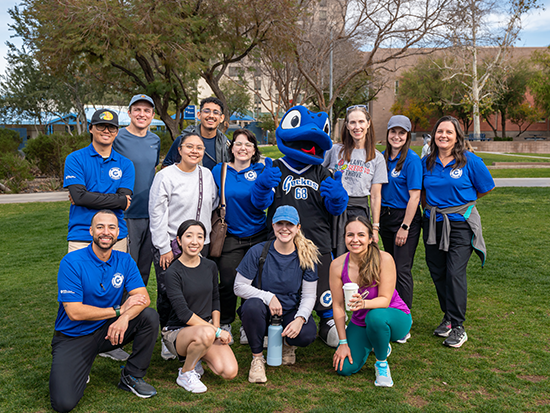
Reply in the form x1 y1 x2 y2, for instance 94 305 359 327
494 136 514 141
24 132 89 179
0 128 23 154
156 131 174 158
0 152 33 193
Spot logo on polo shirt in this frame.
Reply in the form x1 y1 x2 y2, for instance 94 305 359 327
112 273 124 289
391 168 401 178
320 290 332 307
450 168 463 179
244 170 257 181
109 167 122 180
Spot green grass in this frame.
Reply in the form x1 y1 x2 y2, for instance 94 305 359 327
509 153 550 158
489 168 550 178
1 190 550 412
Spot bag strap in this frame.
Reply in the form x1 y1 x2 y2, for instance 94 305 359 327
220 163 227 211
257 240 273 290
196 167 203 220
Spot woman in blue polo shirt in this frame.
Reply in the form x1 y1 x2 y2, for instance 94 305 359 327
211 129 269 344
422 116 495 349
380 115 422 344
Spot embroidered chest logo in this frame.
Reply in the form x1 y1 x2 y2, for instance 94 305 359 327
282 175 319 200
244 170 257 181
450 169 463 179
112 273 124 289
109 167 122 180
391 168 401 178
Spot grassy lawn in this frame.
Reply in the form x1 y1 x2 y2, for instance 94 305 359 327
1 189 550 412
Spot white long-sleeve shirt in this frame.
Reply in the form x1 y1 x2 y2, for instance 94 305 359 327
149 164 218 254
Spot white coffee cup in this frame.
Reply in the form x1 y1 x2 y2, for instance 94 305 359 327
342 282 359 311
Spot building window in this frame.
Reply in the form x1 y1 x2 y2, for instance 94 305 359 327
254 94 262 104
228 66 240 77
319 0 327 6
319 10 327 20
255 78 262 91
394 80 399 95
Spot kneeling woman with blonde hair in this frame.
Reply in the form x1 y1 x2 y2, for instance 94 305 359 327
162 220 237 393
330 216 411 387
234 205 319 384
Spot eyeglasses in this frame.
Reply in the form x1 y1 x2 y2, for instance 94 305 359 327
233 142 254 149
94 124 118 133
347 105 368 112
181 143 205 152
201 108 222 116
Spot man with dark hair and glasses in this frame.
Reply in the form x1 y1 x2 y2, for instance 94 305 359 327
162 96 230 171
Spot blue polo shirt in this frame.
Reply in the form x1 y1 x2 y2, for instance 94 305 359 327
55 244 145 336
381 149 422 209
422 151 495 222
63 144 135 241
212 162 267 237
237 241 318 312
113 128 160 219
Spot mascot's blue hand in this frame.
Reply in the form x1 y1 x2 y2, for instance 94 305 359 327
320 171 348 215
257 157 281 189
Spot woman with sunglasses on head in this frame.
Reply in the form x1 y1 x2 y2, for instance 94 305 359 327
211 129 269 344
379 116 422 343
422 116 494 348
234 206 319 384
323 105 387 253
149 133 218 358
330 216 411 387
162 220 238 393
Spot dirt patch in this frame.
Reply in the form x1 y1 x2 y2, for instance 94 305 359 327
517 375 547 383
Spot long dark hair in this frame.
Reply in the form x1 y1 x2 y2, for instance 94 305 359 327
383 127 412 173
229 129 260 163
344 216 381 288
338 107 376 163
426 116 468 171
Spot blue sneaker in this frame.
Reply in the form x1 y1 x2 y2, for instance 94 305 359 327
374 361 394 387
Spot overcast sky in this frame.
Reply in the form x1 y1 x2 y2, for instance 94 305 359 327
1 0 549 77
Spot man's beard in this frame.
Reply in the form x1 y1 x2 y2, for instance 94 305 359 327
93 235 117 251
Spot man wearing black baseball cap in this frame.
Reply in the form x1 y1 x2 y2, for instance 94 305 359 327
63 108 136 362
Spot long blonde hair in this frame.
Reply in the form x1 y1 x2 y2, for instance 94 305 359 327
293 229 320 271
346 216 381 288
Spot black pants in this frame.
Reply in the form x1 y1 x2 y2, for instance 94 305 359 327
213 229 267 325
380 207 422 309
49 308 159 413
154 244 209 328
238 298 317 354
423 219 473 328
126 218 154 286
314 252 333 314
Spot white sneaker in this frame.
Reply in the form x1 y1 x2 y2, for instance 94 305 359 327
220 324 234 345
98 348 129 361
161 341 176 360
194 360 204 377
240 326 248 345
177 368 207 393
396 332 411 344
248 357 267 383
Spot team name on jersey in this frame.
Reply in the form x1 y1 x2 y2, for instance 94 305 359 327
282 175 319 195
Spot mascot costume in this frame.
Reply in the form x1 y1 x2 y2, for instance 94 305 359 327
251 106 348 347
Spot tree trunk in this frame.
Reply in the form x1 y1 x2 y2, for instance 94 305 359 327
501 108 507 139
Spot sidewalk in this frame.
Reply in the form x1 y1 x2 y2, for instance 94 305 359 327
0 191 68 204
493 178 550 187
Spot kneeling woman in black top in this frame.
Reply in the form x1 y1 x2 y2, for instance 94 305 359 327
162 220 238 394
234 205 319 384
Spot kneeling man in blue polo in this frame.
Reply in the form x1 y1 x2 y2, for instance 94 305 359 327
49 210 159 413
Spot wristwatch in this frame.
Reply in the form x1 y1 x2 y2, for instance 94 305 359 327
113 305 121 317
400 223 409 231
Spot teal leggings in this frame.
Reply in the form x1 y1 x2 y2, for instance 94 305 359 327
337 308 412 376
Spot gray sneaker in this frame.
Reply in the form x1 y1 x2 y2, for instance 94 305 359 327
99 348 129 361
240 326 248 345
118 370 157 398
443 326 468 348
374 360 394 387
220 324 234 345
433 318 452 337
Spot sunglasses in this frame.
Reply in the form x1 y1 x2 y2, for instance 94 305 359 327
346 104 369 112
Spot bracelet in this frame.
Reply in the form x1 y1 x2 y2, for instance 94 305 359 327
215 327 222 338
339 339 348 345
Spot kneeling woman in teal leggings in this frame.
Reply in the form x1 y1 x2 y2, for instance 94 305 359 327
329 216 411 387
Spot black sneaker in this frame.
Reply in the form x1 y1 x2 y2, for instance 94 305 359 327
318 317 339 348
118 370 157 398
443 326 468 348
433 318 452 337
